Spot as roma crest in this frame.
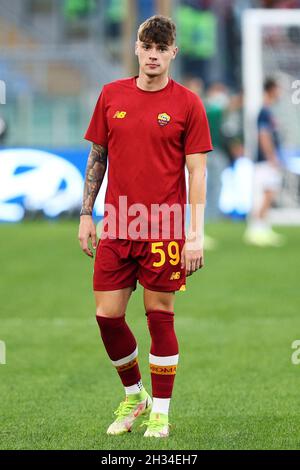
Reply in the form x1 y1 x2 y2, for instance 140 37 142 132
157 113 171 126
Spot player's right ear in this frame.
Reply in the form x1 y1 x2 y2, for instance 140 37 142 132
135 41 139 56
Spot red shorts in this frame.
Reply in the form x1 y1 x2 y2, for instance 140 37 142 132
93 238 186 292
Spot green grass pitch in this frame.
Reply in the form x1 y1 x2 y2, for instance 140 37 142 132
0 220 299 450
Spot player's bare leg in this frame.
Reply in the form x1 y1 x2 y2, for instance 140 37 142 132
143 289 175 313
256 189 275 219
95 288 152 435
94 287 133 318
245 188 284 247
142 289 177 437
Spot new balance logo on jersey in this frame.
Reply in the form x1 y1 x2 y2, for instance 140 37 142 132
170 271 181 280
113 111 127 119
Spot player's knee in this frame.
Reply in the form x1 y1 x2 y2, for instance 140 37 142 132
144 289 175 313
147 304 171 314
96 307 124 319
145 300 174 313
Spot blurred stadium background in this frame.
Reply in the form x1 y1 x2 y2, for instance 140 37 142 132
1 0 300 450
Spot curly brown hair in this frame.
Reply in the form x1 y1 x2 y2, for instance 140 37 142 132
137 15 176 46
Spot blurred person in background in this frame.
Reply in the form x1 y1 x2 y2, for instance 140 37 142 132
182 76 205 98
205 82 229 220
221 90 244 164
78 15 212 439
244 77 285 247
205 82 230 154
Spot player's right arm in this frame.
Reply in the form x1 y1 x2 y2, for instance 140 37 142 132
78 143 108 257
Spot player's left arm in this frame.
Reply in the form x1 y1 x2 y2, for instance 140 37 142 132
181 153 207 276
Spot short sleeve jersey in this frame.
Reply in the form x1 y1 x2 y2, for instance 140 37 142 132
257 106 281 162
85 76 213 240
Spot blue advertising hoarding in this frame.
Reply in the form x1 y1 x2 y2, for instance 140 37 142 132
0 147 107 222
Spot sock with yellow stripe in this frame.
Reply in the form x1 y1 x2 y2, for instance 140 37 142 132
96 315 142 390
146 310 179 409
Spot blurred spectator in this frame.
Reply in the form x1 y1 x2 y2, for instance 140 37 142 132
177 4 217 84
64 0 96 20
182 76 205 98
104 0 126 39
205 82 229 150
244 77 285 246
221 91 244 163
205 82 229 218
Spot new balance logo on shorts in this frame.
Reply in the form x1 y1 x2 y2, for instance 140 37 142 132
170 271 181 280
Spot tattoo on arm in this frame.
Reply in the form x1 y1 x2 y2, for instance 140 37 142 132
80 143 108 216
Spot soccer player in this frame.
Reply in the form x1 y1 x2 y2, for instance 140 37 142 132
244 78 284 247
78 15 212 438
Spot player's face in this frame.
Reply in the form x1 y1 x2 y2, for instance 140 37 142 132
135 40 177 77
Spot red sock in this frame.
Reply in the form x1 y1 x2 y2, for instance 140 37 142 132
96 315 141 387
146 310 179 399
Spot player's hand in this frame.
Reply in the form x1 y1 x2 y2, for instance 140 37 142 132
78 215 97 258
181 240 204 276
271 159 282 169
268 155 281 169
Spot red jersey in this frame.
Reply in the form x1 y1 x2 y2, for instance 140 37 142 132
85 76 213 241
